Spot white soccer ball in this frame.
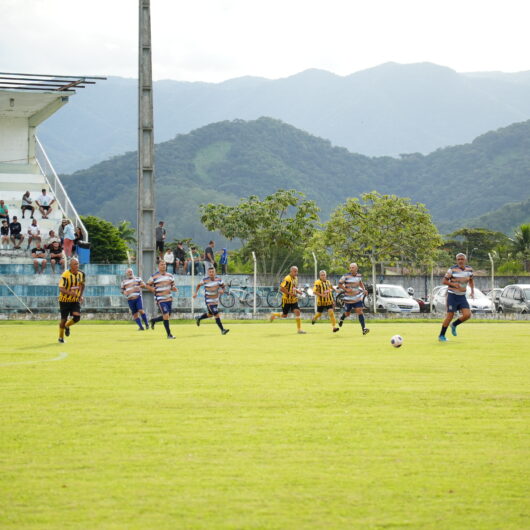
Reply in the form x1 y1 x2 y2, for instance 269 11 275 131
390 335 403 348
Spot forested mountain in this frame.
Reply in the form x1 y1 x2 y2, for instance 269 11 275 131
60 117 530 243
41 62 530 173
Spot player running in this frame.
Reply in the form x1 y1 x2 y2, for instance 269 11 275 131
337 262 369 335
147 261 178 339
193 267 230 335
58 257 85 343
438 253 474 342
311 270 339 332
269 265 306 334
121 268 150 330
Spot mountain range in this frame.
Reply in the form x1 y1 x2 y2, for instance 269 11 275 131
40 62 530 174
60 117 530 244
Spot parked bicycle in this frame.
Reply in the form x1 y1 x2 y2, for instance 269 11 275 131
266 284 314 308
219 278 262 308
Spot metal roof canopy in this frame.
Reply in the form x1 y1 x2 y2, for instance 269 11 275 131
0 72 106 91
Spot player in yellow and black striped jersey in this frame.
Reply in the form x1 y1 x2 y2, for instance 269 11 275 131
269 265 306 334
311 270 339 332
58 258 86 343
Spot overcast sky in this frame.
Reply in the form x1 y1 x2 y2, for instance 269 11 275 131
1 0 529 83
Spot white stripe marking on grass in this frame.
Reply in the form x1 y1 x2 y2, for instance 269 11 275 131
0 352 68 366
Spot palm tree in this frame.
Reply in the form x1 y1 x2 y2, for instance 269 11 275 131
512 223 530 271
117 220 136 250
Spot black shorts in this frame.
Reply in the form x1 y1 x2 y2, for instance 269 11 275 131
41 205 51 211
282 302 300 315
60 301 81 319
21 205 34 211
317 304 334 313
156 241 164 252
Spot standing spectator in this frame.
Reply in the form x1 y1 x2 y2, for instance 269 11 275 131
174 241 187 274
73 226 84 256
49 240 65 273
163 248 176 273
63 219 75 257
9 216 24 249
219 248 228 274
44 230 60 250
31 241 47 274
58 218 68 243
26 218 41 249
155 221 166 257
35 189 56 219
21 191 35 219
204 240 216 271
1 219 10 249
0 200 10 223
186 246 202 275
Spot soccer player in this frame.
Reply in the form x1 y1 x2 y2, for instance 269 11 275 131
438 253 474 342
121 268 150 331
269 265 306 334
311 270 339 332
338 262 370 335
193 267 230 335
147 260 178 339
58 257 85 343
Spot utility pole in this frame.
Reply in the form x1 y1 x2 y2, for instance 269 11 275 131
138 0 156 313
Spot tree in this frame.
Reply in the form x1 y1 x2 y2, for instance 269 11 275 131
312 192 442 271
81 215 128 263
200 189 320 277
117 220 136 250
512 223 530 271
444 228 511 265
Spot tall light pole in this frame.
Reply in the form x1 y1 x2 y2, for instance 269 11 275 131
138 0 156 313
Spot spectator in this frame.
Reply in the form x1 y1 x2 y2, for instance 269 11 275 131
155 221 166 257
58 218 68 243
31 241 47 274
163 248 176 274
49 240 65 273
186 246 202 275
73 226 84 255
21 191 35 219
44 230 60 250
26 218 41 249
204 240 216 271
63 219 75 257
1 219 10 249
174 241 187 275
9 216 24 249
35 188 56 219
0 200 9 224
219 248 229 274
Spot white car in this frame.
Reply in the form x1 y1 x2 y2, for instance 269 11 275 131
365 284 420 313
431 285 494 314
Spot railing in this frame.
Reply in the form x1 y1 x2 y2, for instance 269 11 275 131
34 136 89 242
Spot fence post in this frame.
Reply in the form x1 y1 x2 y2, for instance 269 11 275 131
252 251 257 316
371 256 377 314
488 252 495 312
312 252 318 313
430 264 434 313
189 249 195 318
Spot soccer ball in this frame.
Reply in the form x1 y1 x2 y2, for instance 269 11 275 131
390 335 403 348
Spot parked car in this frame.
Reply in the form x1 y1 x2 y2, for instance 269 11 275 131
497 284 530 314
406 287 430 313
364 284 420 313
486 288 503 311
431 285 494 314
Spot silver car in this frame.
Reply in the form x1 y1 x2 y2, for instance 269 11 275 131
431 285 494 314
497 284 530 314
365 284 420 313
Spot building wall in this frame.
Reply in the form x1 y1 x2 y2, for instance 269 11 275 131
0 117 29 164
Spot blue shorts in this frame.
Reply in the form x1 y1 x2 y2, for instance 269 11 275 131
345 301 363 312
446 292 470 313
158 301 172 315
128 297 144 314
206 303 219 316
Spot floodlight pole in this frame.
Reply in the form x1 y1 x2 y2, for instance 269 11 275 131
488 252 495 310
190 249 195 317
252 251 257 316
371 254 377 314
312 251 317 313
137 0 156 315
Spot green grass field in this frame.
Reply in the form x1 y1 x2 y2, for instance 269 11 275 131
1 320 529 529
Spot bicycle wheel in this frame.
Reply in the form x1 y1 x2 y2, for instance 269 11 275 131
298 295 311 308
334 292 345 309
244 291 262 307
267 290 282 308
219 292 235 308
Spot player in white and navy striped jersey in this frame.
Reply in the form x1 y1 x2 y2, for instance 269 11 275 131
193 267 229 335
146 261 178 339
121 268 150 330
338 262 370 335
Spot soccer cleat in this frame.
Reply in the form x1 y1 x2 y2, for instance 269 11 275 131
297 330 307 334
65 327 70 337
333 327 340 333
144 322 149 329
438 335 448 342
167 334 176 339
362 328 370 335
138 327 145 331
58 338 65 343
338 320 344 327
196 316 201 327
150 318 156 330
451 324 457 337
222 329 230 335
311 318 316 325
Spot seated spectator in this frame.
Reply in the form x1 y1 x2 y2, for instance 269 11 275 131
1 219 10 249
27 218 41 249
63 219 75 257
49 240 65 273
174 241 187 274
163 248 176 274
35 188 56 219
21 191 35 219
44 230 60 250
186 246 203 275
0 200 9 224
31 241 47 274
9 216 24 249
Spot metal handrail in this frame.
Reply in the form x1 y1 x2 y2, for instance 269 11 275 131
34 136 88 242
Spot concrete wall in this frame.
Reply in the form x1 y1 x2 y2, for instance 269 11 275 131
0 117 28 163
